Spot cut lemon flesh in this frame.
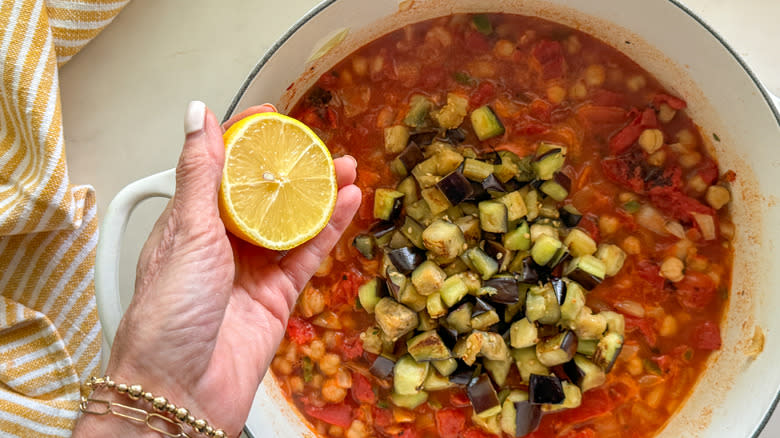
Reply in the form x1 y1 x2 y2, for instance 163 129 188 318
219 112 337 250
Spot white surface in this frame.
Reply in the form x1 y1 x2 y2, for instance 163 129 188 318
60 0 780 436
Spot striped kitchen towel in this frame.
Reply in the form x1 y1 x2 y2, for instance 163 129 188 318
0 0 129 436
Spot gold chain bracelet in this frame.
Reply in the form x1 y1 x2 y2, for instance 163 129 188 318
80 376 227 438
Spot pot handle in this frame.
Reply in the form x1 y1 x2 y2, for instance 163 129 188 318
95 168 176 346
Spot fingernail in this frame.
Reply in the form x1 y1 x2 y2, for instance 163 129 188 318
260 103 278 112
346 155 357 168
184 100 206 134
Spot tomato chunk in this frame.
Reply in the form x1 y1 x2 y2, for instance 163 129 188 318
609 108 658 154
532 40 566 79
652 93 687 110
304 403 353 428
435 408 466 438
693 320 722 350
351 372 376 404
675 271 717 310
286 316 316 345
648 186 714 223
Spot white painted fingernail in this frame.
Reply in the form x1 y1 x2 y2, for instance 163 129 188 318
184 100 206 134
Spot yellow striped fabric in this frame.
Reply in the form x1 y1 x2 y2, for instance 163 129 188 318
0 0 128 436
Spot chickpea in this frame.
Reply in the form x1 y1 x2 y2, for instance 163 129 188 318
647 149 666 167
319 353 341 376
329 425 344 438
315 256 334 277
309 339 326 361
335 367 353 388
323 330 342 349
658 103 677 123
339 69 353 87
569 80 588 100
679 152 702 169
660 257 685 283
584 64 606 87
626 74 646 92
627 357 643 376
618 192 638 203
659 315 679 337
720 221 735 240
289 376 305 393
599 215 619 236
646 385 666 409
346 420 369 438
272 357 292 376
322 378 348 403
311 374 324 389
352 56 368 76
565 34 581 54
546 85 566 104
371 55 384 75
493 39 515 59
425 26 453 47
688 174 708 194
706 185 731 210
638 129 664 154
300 285 326 318
621 236 641 255
676 129 697 147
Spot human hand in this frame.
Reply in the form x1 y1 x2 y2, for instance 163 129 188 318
73 102 361 437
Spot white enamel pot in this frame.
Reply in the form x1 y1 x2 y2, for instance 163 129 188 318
95 0 780 437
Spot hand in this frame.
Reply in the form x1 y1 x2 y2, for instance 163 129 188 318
73 102 361 437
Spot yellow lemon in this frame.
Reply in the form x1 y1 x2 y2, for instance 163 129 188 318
219 112 337 250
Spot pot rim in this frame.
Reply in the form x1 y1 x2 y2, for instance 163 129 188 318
229 1 780 437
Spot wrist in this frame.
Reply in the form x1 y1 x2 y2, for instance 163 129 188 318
72 386 160 438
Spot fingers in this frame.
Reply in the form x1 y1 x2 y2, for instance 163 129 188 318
173 101 225 226
279 184 362 293
222 104 277 131
334 155 358 188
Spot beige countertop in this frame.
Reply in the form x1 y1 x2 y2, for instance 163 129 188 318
60 0 780 436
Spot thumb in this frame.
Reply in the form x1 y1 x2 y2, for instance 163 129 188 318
174 100 225 223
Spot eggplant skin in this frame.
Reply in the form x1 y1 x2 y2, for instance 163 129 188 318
529 374 565 405
388 247 426 275
467 374 500 414
436 171 474 205
370 355 396 379
515 401 543 437
551 278 567 305
484 276 520 304
559 208 582 227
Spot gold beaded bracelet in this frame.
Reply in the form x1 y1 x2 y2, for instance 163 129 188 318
80 376 227 438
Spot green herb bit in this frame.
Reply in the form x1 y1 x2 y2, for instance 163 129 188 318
643 358 663 376
623 200 640 213
377 401 389 409
302 357 314 383
454 72 474 85
472 14 493 35
713 133 721 142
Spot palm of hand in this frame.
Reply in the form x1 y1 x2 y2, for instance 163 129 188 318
105 106 360 437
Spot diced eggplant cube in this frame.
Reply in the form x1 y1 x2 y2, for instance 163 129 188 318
554 172 572 192
564 229 597 257
479 200 509 233
595 243 627 277
593 332 624 373
465 247 499 280
374 297 419 341
391 391 429 409
536 331 578 367
393 354 430 395
529 374 565 405
539 180 568 201
407 330 452 362
421 186 452 215
433 358 459 377
484 356 512 388
515 256 541 284
385 269 407 298
449 361 476 385
504 221 531 251
409 130 437 146
353 234 376 260
512 347 550 383
573 355 606 391
463 158 495 181
370 355 396 379
514 401 543 437
541 381 582 412
551 278 567 305
397 142 426 172
481 174 506 193
467 374 501 417
446 302 474 334
404 95 433 128
358 278 387 313
453 331 483 365
423 220 467 261
470 105 505 141
398 282 427 312
384 125 410 154
532 148 565 180
454 215 481 247
440 275 470 307
471 309 500 331
484 276 520 304
559 206 583 227
601 311 626 336
426 292 448 319
567 267 602 290
437 325 459 350
559 280 586 323
481 331 511 361
370 221 396 246
436 171 474 205
510 318 539 349
387 246 426 275
374 188 404 221
531 234 562 266
411 261 447 296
